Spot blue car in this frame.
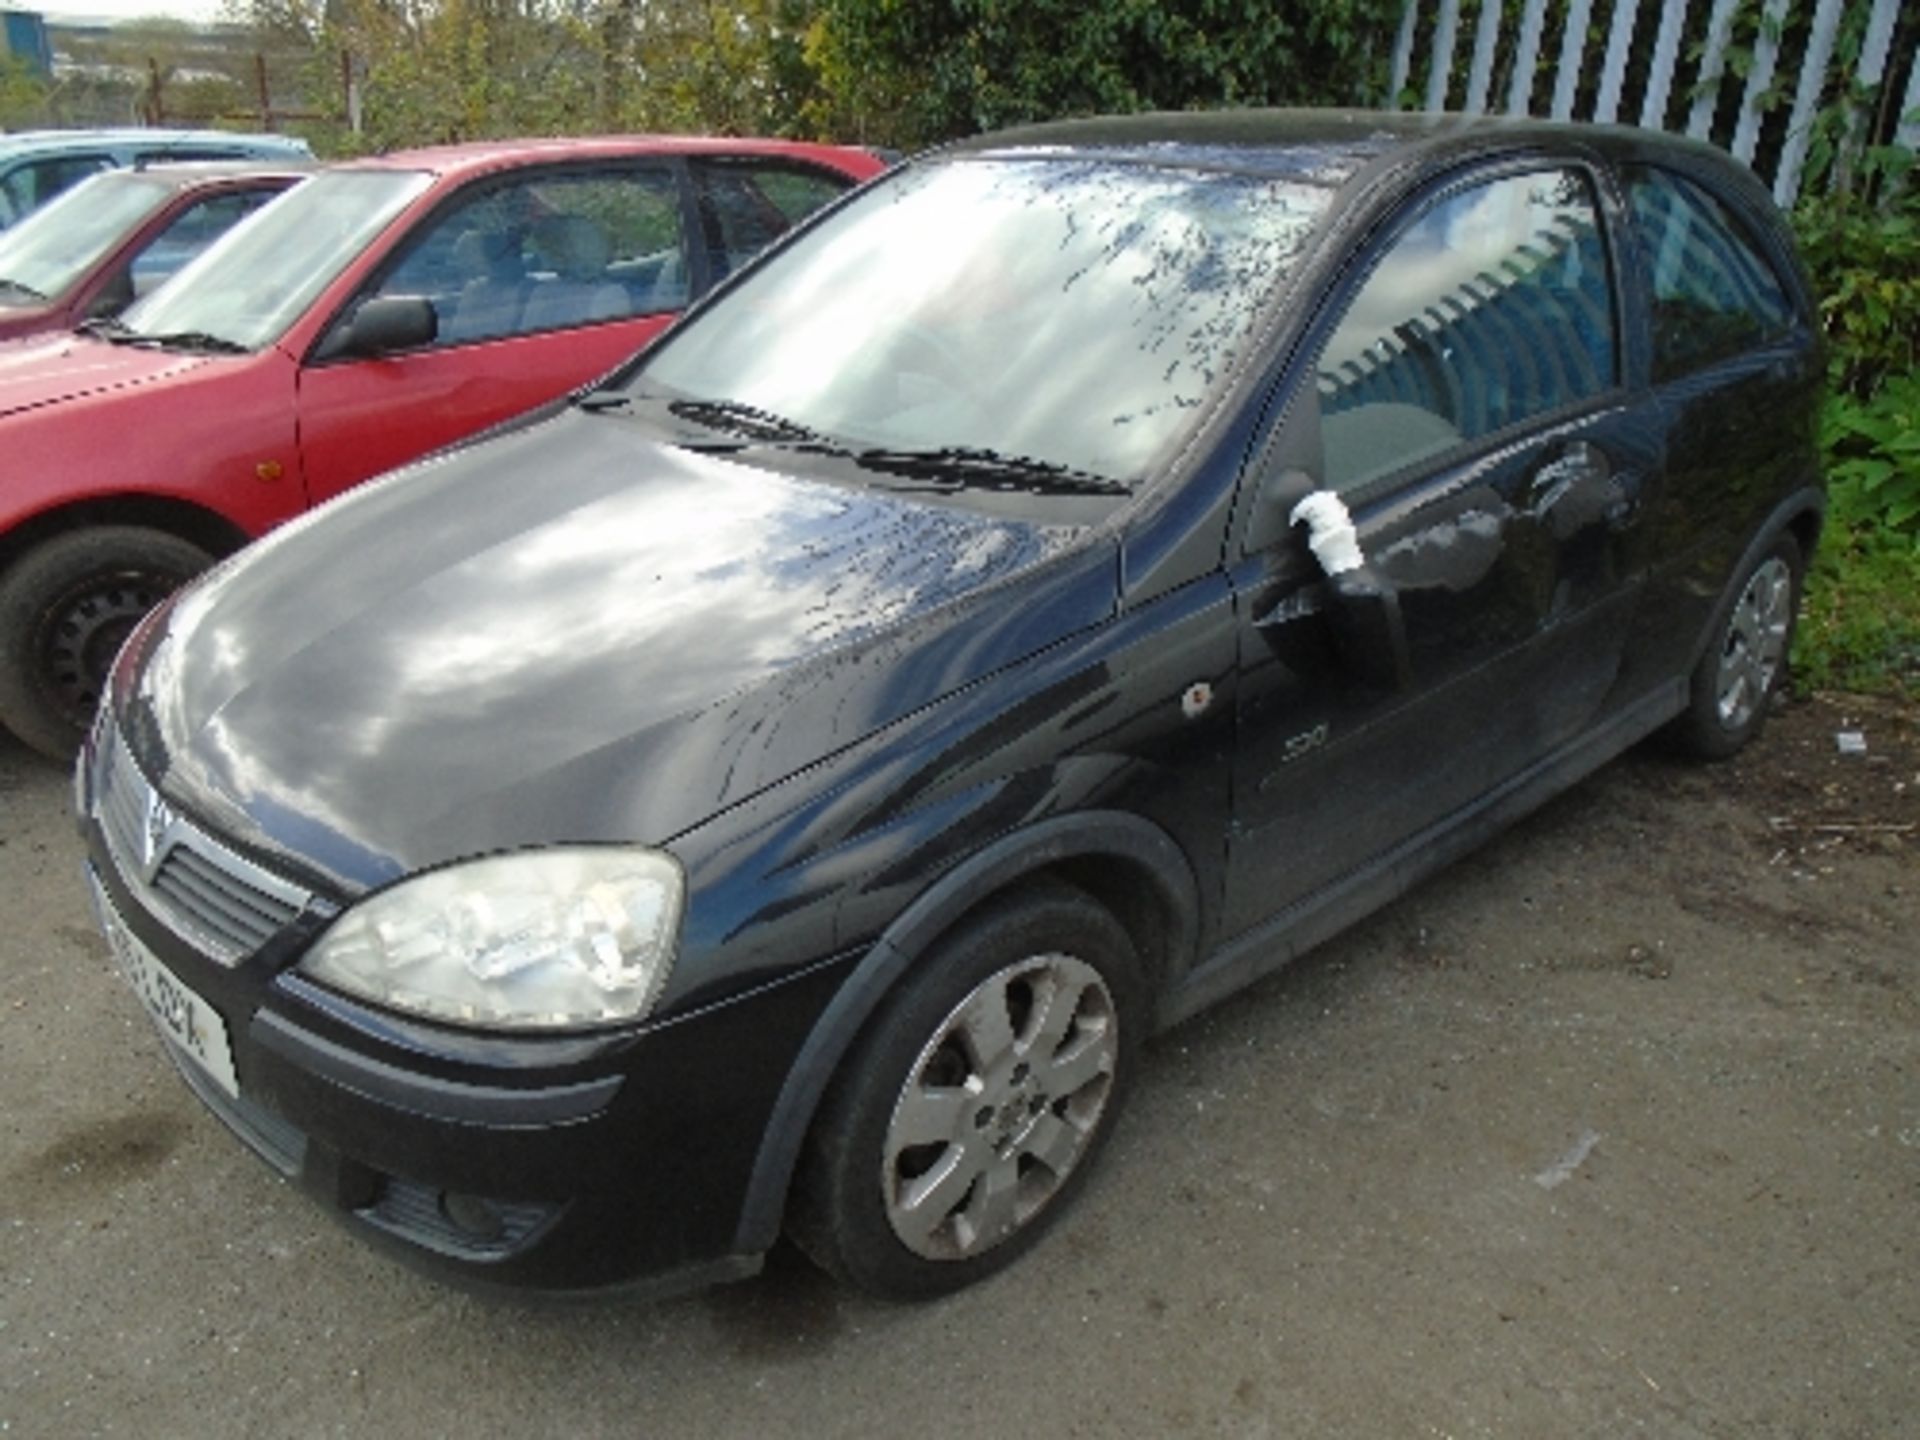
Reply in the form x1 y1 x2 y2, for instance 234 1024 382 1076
0 128 311 229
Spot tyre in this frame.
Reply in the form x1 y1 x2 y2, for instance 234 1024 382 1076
1670 532 1803 761
0 527 212 760
789 882 1142 1299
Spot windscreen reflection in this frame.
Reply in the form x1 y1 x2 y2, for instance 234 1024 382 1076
0 174 169 301
641 158 1335 486
120 169 429 351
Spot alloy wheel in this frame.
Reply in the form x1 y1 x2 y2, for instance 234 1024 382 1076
1713 556 1793 732
881 953 1118 1261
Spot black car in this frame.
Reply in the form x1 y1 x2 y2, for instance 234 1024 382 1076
76 111 1822 1300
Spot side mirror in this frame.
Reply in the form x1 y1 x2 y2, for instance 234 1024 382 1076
1323 566 1413 691
315 295 437 362
1285 482 1414 692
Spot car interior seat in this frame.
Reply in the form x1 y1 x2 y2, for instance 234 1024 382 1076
522 214 629 332
442 228 528 343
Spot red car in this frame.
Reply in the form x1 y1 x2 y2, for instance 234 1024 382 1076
0 163 308 342
0 136 886 756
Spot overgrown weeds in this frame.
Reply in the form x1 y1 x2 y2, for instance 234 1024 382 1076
1789 166 1919 698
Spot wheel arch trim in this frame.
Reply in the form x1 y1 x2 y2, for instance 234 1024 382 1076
1685 485 1824 671
0 493 251 574
731 808 1199 1255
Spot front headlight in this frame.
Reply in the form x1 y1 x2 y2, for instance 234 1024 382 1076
299 848 684 1031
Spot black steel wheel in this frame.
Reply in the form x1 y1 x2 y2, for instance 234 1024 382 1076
0 526 211 759
789 882 1142 1300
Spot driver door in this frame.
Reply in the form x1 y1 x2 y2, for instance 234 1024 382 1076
293 163 689 506
1222 162 1657 938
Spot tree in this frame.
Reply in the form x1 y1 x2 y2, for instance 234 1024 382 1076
0 54 50 129
229 0 1413 155
598 0 809 136
235 0 816 153
797 0 1409 150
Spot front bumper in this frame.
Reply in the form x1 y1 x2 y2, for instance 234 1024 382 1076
77 729 850 1295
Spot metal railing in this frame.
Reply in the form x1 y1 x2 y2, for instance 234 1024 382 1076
1386 0 1918 207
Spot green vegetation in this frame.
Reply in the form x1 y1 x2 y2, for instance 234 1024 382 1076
797 0 1404 148
202 1 1412 154
1789 162 1920 698
0 55 48 129
1797 519 1920 694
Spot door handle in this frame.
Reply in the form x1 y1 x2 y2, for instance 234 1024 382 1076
1527 440 1609 512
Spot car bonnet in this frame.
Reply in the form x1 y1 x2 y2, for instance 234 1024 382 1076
0 331 217 419
124 407 1115 892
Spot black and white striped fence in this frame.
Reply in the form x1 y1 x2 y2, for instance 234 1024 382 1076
1385 0 1918 207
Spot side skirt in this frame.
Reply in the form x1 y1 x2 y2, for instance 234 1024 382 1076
1162 677 1686 1028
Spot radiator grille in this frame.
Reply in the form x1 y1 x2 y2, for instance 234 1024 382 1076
91 720 311 965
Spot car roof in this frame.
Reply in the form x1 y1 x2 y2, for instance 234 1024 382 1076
337 134 881 183
946 107 1759 193
0 128 311 160
85 160 314 192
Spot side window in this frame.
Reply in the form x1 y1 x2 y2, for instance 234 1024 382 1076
691 161 848 282
369 166 686 347
1625 165 1793 382
126 190 279 298
1 155 110 224
1314 168 1616 494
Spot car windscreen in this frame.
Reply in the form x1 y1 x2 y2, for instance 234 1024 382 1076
0 173 171 305
634 156 1336 493
119 169 430 352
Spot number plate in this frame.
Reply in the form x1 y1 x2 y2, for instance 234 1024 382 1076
93 880 240 1099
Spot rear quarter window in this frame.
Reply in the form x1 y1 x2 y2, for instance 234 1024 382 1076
691 161 851 283
1625 165 1797 382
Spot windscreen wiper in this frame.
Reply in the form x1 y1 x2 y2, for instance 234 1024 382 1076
575 393 833 455
665 398 826 444
0 278 46 302
855 446 1132 498
76 316 134 341
127 329 250 354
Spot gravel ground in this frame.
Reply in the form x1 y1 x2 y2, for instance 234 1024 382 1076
1 692 1914 1438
